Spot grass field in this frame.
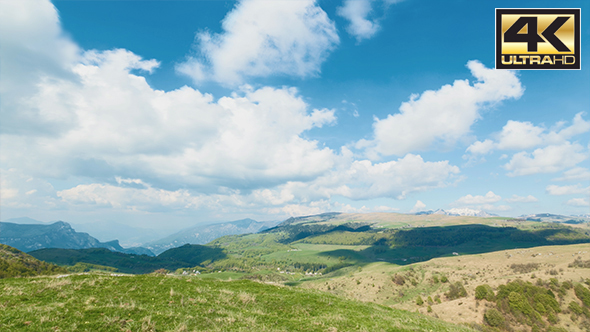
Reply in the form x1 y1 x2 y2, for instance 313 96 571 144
0 273 476 332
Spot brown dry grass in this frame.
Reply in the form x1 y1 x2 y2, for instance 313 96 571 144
298 243 590 331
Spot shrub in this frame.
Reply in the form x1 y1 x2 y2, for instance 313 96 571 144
535 302 546 314
416 296 424 306
569 257 590 268
441 276 448 283
569 301 584 315
427 296 433 305
475 284 494 301
575 283 590 307
427 305 432 313
508 291 534 317
510 263 539 274
446 282 467 300
392 274 405 286
484 308 505 328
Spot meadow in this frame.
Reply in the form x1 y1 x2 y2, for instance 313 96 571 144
0 273 476 332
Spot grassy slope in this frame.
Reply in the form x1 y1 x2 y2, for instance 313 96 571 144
295 243 590 331
0 244 66 278
0 274 475 332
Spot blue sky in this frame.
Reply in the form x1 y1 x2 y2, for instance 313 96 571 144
1 0 589 239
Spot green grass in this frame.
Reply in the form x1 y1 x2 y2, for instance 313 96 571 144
0 244 67 279
0 274 476 332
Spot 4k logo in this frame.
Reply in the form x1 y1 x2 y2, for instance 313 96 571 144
496 9 580 70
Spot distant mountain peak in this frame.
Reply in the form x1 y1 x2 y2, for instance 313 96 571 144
0 220 153 256
519 213 590 224
144 218 279 255
416 208 497 217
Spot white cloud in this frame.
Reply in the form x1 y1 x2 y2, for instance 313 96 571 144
56 180 212 212
247 152 460 203
357 60 523 157
410 200 427 212
466 139 495 155
546 184 590 196
0 168 59 209
504 194 538 203
0 0 463 218
466 113 590 155
566 198 589 207
504 142 588 176
2 47 339 191
337 0 380 42
453 191 502 205
495 120 545 150
328 154 461 200
552 167 590 182
0 0 80 136
176 0 339 85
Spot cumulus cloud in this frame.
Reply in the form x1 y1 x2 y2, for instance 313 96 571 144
247 152 460 204
466 139 495 155
0 0 80 136
410 200 427 213
357 60 523 158
466 113 590 156
453 191 502 205
504 142 588 177
546 184 590 196
552 167 590 182
0 0 463 219
324 154 461 200
566 198 589 207
337 0 380 42
504 194 538 203
176 0 339 85
495 120 545 150
57 181 197 211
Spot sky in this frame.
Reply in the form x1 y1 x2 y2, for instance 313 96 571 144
1 0 589 239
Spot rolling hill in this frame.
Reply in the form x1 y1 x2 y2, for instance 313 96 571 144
0 273 476 332
29 244 226 274
0 244 66 278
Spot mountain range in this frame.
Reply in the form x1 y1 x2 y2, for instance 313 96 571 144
415 208 498 217
144 218 279 255
0 221 152 256
519 213 590 224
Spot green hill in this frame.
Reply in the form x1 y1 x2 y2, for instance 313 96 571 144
0 244 66 278
29 244 226 274
31 213 590 277
0 273 475 332
205 215 590 275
